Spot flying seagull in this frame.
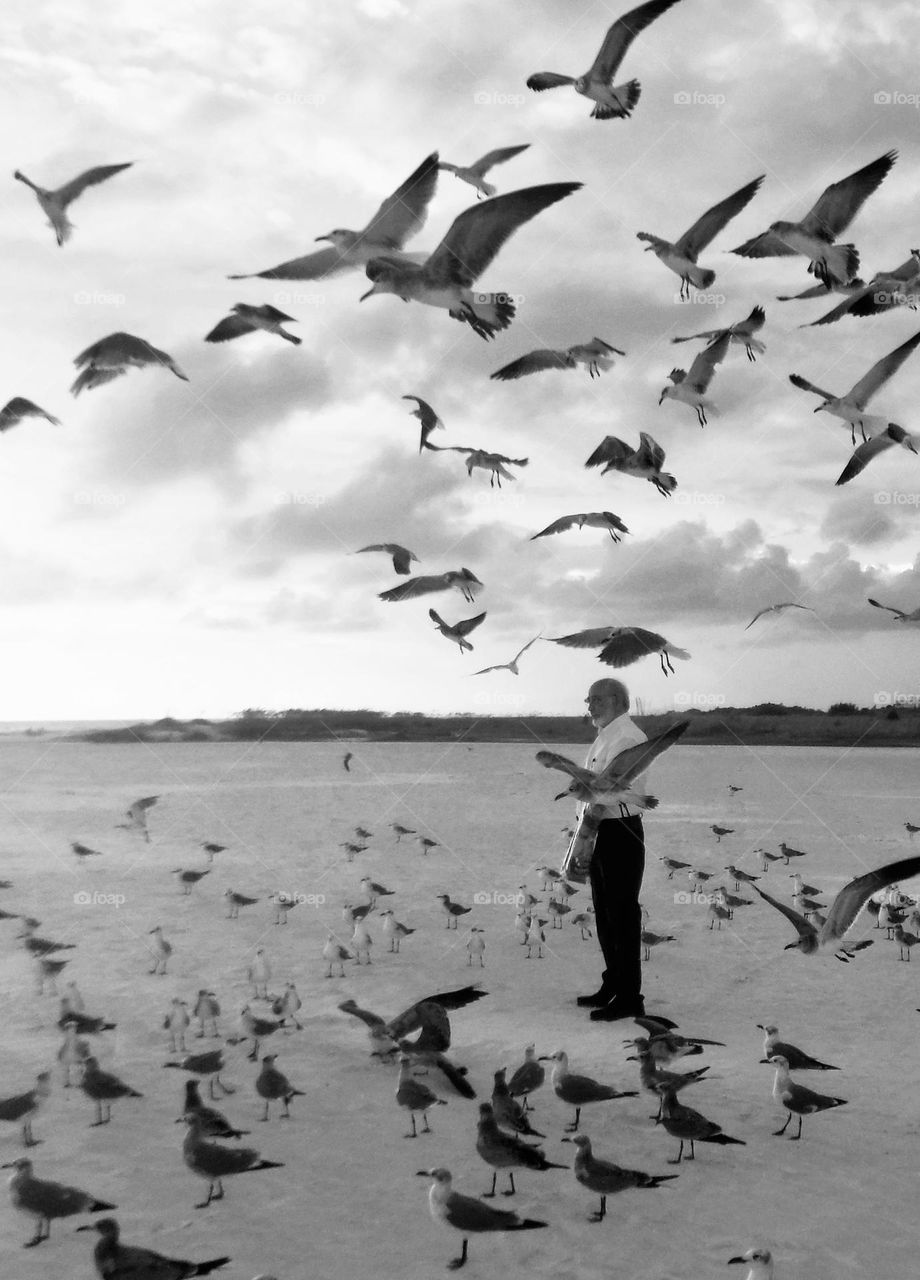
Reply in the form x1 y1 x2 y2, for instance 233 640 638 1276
671 305 766 362
424 443 528 486
750 854 920 959
531 512 629 542
584 431 677 495
438 145 530 198
745 603 815 630
14 162 132 246
526 0 683 119
356 544 419 575
546 626 690 676
379 569 482 604
473 634 541 676
835 424 917 486
205 304 300 345
0 398 61 432
789 329 920 443
491 338 625 380
868 597 920 622
638 175 763 297
71 334 188 396
658 331 730 426
731 150 897 287
536 720 688 808
360 182 582 340
228 152 439 280
117 796 158 842
806 251 920 324
430 610 487 653
403 395 444 452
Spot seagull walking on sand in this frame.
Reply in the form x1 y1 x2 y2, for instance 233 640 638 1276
790 328 920 443
473 634 541 676
531 512 629 542
417 1166 546 1270
659 331 730 426
562 1133 675 1222
379 568 482 604
3 1156 115 1246
429 609 487 654
751 854 920 959
229 152 439 281
491 338 624 380
397 1053 447 1137
745 602 815 630
180 1113 283 1209
732 150 897 287
438 145 530 198
767 1055 846 1139
657 1088 745 1162
356 543 419 575
526 0 682 119
14 161 132 245
585 431 677 495
77 1216 230 1278
174 868 209 895
255 1054 304 1120
403 395 444 452
147 926 172 975
205 304 300 345
437 894 472 928
546 625 691 676
638 176 763 298
72 336 188 396
540 1050 638 1131
671 304 766 361
360 182 581 340
0 398 61 432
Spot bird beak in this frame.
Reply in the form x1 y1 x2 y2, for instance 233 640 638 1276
755 1024 764 1030
415 1169 431 1177
75 1224 95 1232
358 286 375 302
812 405 822 413
782 942 798 951
643 244 653 252
560 1136 574 1143
727 1259 745 1266
553 790 568 802
314 234 331 243
658 390 666 405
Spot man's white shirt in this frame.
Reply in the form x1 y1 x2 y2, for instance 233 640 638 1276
579 712 649 822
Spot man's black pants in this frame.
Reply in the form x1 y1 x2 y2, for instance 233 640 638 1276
588 814 645 1003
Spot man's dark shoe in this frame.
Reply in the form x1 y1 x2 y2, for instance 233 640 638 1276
576 988 615 1008
589 999 645 1023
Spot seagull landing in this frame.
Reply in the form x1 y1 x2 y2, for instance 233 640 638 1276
424 443 528 487
379 568 482 604
403 395 444 452
205 304 300 345
546 626 690 676
638 176 763 298
527 0 683 120
745 603 815 630
71 335 187 396
473 634 541 676
228 152 438 281
531 512 629 542
751 854 920 959
584 431 677 496
659 331 730 426
356 544 419 575
14 162 132 246
835 424 917 486
491 338 625 380
360 183 581 340
731 150 897 288
438 145 530 198
671 305 766 362
430 610 487 654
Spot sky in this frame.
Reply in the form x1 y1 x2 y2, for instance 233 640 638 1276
1 0 920 719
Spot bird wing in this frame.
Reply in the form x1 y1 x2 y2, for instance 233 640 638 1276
819 855 920 944
835 427 904 486
512 633 542 662
847 329 920 408
338 999 387 1031
379 575 447 602
470 144 531 178
402 394 442 430
54 162 133 207
422 184 580 288
535 751 597 788
635 432 666 471
671 328 721 344
526 72 577 91
389 1000 451 1050
867 598 904 617
545 628 615 648
227 244 349 281
0 398 60 429
685 332 729 391
789 373 835 401
531 515 581 538
454 612 487 636
750 883 815 943
597 627 667 667
490 349 571 379
736 304 766 334
799 150 897 240
596 719 689 787
205 315 255 343
585 436 632 469
674 175 764 257
731 229 799 259
360 152 440 249
587 0 681 84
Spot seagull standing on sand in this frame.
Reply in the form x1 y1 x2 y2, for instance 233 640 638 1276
671 304 767 361
165 1050 234 1101
526 0 683 119
72 337 188 396
638 176 763 298
562 1133 676 1221
165 998 191 1053
3 1156 115 1246
403 395 444 452
80 1057 143 1126
473 634 541 676
491 1069 543 1136
180 1114 283 1209
147 926 172 975
255 1054 304 1120
174 868 210 895
437 894 472 928
77 1216 230 1278
429 609 487 654
14 161 132 245
379 568 482 604
0 398 61 432
58 1021 90 1087
351 917 374 964
360 183 582 340
475 1102 566 1197
0 1073 51 1148
584 431 677 495
732 150 897 287
789 328 920 443
656 1088 745 1162
507 1046 545 1112
536 720 688 810
205 304 300 345
193 991 221 1039
356 544 419 575
659 331 730 426
180 1079 247 1139
540 1050 638 1131
767 1055 846 1139
397 1053 447 1138
438 145 530 198
491 338 624 380
323 934 353 977
417 1166 546 1271
247 948 271 996
381 910 415 953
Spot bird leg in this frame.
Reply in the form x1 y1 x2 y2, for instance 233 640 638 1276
483 1170 498 1198
773 1112 792 1136
565 1108 581 1133
790 1116 803 1140
261 1101 270 1122
696 405 707 428
590 1195 607 1223
405 1113 418 1139
502 1172 516 1197
448 1238 469 1270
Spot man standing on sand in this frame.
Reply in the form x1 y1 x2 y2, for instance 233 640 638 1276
576 678 648 1022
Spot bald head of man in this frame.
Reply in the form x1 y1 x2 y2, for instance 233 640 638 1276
585 678 630 728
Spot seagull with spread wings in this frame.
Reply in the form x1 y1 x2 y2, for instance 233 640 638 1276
638 176 763 298
360 183 581 340
658 331 730 426
438 145 530 198
14 162 132 246
531 512 629 542
473 635 541 676
71 334 188 396
205 304 300 345
790 329 920 444
116 796 158 842
745 603 815 630
584 432 677 496
834 424 917 485
751 854 920 960
671 305 766 362
868 597 920 622
379 569 482 604
536 720 688 808
424 443 528 487
430 610 487 654
355 544 419 575
491 338 625 380
805 251 920 324
228 152 438 281
731 150 897 288
546 626 690 676
403 395 445 452
526 0 683 119
0 399 61 433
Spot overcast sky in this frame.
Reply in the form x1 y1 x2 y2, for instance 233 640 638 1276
2 0 919 719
